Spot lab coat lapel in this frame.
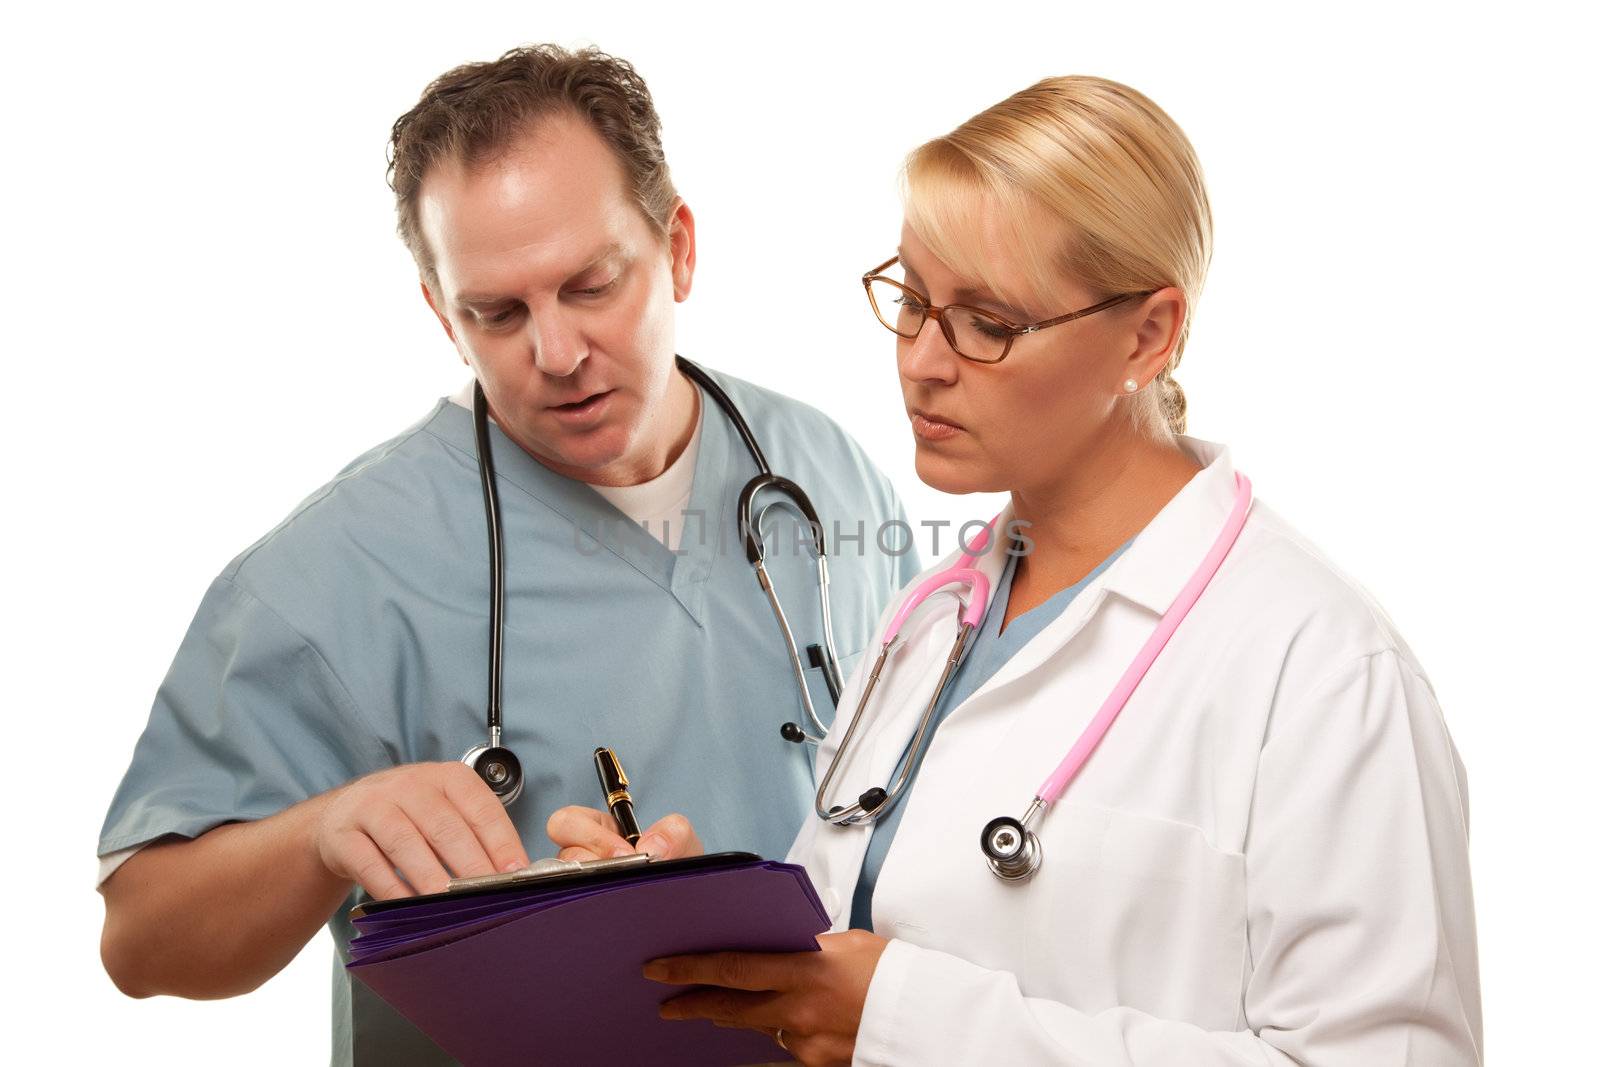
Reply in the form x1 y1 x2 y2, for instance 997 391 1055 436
936 437 1243 723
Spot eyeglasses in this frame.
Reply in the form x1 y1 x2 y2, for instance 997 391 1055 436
862 255 1156 364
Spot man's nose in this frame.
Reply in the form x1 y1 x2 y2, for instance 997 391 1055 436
525 309 587 377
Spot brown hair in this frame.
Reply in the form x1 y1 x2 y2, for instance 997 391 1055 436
387 44 678 282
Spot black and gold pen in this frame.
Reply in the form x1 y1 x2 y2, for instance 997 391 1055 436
593 746 642 846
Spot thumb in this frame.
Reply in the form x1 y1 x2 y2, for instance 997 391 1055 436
635 813 701 859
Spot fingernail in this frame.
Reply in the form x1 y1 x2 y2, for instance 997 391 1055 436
636 834 667 857
642 961 668 982
658 1002 682 1019
610 844 635 859
502 859 525 873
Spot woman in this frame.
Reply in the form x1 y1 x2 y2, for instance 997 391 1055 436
550 75 1482 1065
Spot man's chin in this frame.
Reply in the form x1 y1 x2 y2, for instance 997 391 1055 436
526 425 636 483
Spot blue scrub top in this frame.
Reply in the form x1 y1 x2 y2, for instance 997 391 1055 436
849 536 1133 931
98 367 920 1065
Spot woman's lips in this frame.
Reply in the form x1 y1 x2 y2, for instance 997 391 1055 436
909 408 965 442
547 389 615 425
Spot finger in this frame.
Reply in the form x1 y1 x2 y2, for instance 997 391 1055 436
557 846 603 863
644 951 796 992
635 812 703 860
336 831 414 901
658 988 785 1029
362 802 453 896
546 805 632 859
442 763 531 871
405 787 497 879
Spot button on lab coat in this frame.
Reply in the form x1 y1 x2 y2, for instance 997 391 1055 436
789 438 1482 1065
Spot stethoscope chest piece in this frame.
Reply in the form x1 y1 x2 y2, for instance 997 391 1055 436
981 814 1043 882
462 742 524 805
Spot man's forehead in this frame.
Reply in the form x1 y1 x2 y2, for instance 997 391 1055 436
417 117 641 295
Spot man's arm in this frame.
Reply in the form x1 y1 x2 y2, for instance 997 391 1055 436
100 762 532 1000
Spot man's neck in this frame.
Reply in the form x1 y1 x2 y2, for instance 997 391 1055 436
469 367 702 488
578 369 701 487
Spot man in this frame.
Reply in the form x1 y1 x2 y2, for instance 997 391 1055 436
97 45 917 1064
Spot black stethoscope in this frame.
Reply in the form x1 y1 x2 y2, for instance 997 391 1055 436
461 355 845 804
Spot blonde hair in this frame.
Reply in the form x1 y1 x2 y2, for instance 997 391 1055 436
903 75 1212 436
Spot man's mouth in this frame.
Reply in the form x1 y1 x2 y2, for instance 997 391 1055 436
547 389 615 423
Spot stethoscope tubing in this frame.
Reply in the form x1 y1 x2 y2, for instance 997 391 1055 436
465 357 846 803
817 471 1256 881
1034 471 1253 807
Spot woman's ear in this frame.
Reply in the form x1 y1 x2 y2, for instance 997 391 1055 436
1124 287 1186 386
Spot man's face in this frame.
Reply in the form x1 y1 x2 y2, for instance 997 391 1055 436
418 113 694 483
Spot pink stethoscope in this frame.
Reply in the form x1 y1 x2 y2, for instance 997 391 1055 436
813 473 1254 882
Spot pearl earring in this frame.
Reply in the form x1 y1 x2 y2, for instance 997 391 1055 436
1122 378 1139 393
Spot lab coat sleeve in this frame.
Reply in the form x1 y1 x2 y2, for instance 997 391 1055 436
851 649 1482 1066
97 575 392 859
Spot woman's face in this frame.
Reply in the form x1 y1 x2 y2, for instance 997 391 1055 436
893 222 1169 497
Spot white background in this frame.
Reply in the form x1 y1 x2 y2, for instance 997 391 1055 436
5 1 1595 1062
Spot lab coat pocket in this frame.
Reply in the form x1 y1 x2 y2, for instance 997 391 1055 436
1024 803 1247 1031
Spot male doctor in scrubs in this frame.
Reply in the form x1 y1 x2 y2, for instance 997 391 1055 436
96 45 917 1064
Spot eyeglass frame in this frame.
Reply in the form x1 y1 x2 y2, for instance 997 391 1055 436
862 255 1158 364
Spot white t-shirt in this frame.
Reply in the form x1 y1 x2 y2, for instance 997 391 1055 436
96 383 703 886
445 381 704 551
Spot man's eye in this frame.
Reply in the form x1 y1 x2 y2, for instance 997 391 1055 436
483 308 520 326
570 278 618 298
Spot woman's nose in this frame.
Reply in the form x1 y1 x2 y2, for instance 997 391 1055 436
898 313 961 385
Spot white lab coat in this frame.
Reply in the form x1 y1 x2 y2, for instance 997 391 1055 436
789 438 1482 1066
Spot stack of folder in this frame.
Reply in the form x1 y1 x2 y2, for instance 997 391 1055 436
347 852 829 1065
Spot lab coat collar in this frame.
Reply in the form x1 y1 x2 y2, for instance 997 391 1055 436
954 436 1240 621
1097 436 1241 616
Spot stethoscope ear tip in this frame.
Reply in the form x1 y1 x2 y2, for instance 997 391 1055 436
780 721 821 746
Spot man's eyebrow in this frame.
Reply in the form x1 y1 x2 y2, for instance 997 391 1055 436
456 243 628 306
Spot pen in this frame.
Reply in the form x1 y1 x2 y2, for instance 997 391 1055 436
593 746 642 847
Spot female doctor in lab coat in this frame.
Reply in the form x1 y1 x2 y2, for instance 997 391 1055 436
549 75 1483 1065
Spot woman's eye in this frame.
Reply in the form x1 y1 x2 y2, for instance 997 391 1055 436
971 315 1011 339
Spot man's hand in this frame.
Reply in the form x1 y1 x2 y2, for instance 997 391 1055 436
545 805 704 862
314 762 531 899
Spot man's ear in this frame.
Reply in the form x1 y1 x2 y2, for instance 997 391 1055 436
667 199 696 302
420 278 462 354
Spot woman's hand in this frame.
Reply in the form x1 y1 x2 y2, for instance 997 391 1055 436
544 805 704 861
645 930 890 1066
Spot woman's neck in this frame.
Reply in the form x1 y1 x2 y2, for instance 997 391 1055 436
1003 429 1201 626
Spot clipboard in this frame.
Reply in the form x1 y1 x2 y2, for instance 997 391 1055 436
345 852 829 1066
349 850 751 918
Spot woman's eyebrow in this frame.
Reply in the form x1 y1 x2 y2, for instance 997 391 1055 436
898 249 1030 320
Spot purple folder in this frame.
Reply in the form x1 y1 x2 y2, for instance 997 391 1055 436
347 853 829 1066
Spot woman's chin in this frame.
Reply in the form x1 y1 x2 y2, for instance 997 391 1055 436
913 448 1001 496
